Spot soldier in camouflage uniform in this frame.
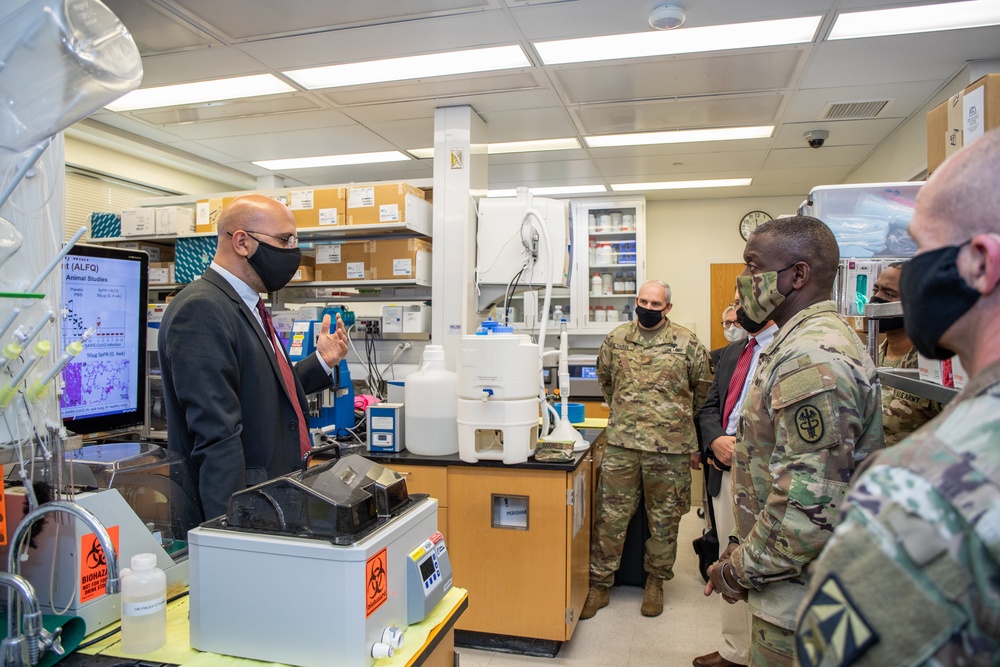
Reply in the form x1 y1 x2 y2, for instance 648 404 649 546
582 280 712 619
796 128 1000 666
704 216 884 667
869 262 942 445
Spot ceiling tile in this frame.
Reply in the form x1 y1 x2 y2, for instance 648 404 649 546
103 0 217 52
277 161 433 187
573 94 784 135
477 108 577 142
771 118 905 149
167 0 494 41
126 96 324 128
135 48 272 86
594 150 766 178
551 49 806 105
155 109 357 141
782 80 941 123
763 145 873 169
362 118 437 149
322 72 544 108
197 125 396 161
488 159 602 183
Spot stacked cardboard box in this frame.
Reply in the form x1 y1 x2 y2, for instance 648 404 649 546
110 241 175 262
314 241 375 281
121 208 156 236
155 206 195 235
927 73 1000 174
366 238 432 280
346 183 430 227
288 187 347 229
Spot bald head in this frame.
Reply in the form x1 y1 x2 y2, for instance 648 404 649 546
214 195 297 289
749 216 840 290
917 128 1000 245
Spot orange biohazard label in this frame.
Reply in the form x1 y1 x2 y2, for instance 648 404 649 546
80 525 120 603
365 547 388 617
0 466 6 546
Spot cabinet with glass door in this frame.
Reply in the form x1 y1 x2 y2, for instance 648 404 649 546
574 198 645 332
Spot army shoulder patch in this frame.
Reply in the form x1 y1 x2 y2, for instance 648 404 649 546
796 573 879 667
795 404 825 443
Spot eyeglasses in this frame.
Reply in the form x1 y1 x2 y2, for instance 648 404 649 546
228 230 298 249
722 320 741 329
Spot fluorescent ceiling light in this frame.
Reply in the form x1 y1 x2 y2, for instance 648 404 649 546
829 0 1000 40
253 151 410 170
612 178 751 191
408 138 580 159
534 16 821 65
105 74 295 112
586 126 773 148
488 185 607 197
284 45 530 89
490 138 581 154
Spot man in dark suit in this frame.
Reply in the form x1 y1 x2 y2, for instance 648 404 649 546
160 195 349 519
692 300 776 667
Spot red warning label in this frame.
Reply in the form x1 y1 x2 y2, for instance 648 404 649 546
80 526 119 603
366 547 388 617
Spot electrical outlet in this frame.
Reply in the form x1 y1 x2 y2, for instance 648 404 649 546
356 317 381 336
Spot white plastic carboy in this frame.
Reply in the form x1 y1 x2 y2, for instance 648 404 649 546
120 552 167 654
457 319 540 464
404 344 459 455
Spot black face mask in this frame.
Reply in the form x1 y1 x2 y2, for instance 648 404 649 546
899 243 981 360
867 296 905 332
247 240 302 292
634 305 665 328
734 307 768 334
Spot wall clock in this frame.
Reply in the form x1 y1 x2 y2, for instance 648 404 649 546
739 210 773 240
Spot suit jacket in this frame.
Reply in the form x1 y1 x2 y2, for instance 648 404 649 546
160 268 333 519
698 341 744 497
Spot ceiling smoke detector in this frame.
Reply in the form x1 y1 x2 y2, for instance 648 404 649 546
649 4 686 30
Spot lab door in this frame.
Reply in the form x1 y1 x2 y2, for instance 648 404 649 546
709 263 745 351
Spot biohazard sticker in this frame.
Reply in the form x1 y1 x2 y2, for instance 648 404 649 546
795 404 825 443
366 548 388 617
796 573 878 667
80 526 120 603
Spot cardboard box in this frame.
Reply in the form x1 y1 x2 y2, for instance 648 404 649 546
314 241 373 281
962 73 1000 146
918 352 954 387
951 355 968 390
90 212 121 238
155 206 195 235
149 262 175 285
290 266 314 282
366 238 432 281
347 183 428 226
926 99 947 176
382 305 404 333
402 304 431 333
288 187 347 229
121 208 156 236
110 241 175 262
174 236 217 283
196 197 237 233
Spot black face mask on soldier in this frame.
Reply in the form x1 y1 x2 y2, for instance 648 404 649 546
247 237 302 292
899 242 981 360
734 307 768 334
867 296 905 332
634 305 664 328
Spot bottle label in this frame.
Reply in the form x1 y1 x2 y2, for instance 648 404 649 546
124 595 166 617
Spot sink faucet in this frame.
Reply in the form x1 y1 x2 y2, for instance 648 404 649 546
4 500 121 666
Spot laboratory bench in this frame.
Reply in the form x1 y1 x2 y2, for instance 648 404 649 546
59 588 468 667
366 429 600 655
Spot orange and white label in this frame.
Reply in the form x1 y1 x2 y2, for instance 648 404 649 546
0 466 6 546
365 548 388 617
80 525 119 603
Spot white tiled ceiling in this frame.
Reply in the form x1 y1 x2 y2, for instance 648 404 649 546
75 0 1000 199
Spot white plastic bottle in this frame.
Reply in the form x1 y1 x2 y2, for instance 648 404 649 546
404 345 459 455
552 305 564 323
591 273 603 296
120 553 166 654
606 305 619 322
595 306 607 323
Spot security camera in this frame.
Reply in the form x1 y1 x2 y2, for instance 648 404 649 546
804 130 829 149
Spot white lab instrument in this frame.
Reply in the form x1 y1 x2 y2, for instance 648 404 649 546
539 328 586 452
367 402 405 453
457 321 540 464
188 456 452 667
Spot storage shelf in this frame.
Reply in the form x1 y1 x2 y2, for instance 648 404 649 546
588 294 635 299
588 231 636 238
878 368 958 404
91 220 432 245
590 263 638 269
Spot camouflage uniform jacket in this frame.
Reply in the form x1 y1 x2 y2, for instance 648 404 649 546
597 318 712 454
795 358 1000 667
729 300 883 630
877 339 942 446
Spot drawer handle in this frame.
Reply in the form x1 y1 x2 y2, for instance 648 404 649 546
395 471 410 476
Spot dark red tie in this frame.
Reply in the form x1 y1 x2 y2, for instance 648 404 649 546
256 298 311 457
722 337 758 427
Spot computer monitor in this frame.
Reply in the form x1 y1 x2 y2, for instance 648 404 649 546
60 243 148 436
